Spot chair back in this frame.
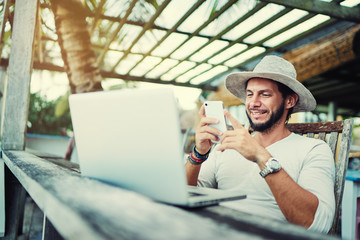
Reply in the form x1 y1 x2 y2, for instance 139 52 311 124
286 119 354 235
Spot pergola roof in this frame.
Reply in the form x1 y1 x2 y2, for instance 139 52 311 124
2 0 360 114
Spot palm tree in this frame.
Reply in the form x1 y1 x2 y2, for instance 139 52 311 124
49 0 103 94
47 0 104 160
47 0 160 159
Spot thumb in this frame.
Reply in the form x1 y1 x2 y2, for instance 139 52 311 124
224 109 244 130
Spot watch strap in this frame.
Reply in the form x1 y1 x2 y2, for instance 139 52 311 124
259 157 280 178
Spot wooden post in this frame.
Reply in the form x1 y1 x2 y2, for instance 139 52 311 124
0 66 6 134
1 165 27 240
0 158 4 237
0 66 6 237
1 0 38 150
42 216 64 240
327 101 337 121
0 0 38 239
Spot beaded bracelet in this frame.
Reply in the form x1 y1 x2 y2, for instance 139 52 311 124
193 146 210 161
188 151 205 165
187 146 211 165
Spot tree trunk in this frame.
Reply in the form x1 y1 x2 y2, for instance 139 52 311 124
50 0 102 94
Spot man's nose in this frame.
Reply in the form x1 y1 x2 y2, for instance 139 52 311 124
249 95 261 107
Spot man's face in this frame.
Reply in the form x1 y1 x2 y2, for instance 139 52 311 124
245 78 286 132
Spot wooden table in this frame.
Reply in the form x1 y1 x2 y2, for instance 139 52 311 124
342 169 360 240
2 150 338 240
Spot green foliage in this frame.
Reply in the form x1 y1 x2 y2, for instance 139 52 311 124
27 93 72 136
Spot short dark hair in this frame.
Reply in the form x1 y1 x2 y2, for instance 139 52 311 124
275 81 296 122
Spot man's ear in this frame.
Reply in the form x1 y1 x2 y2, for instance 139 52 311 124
285 94 299 110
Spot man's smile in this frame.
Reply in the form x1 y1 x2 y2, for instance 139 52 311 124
249 109 268 119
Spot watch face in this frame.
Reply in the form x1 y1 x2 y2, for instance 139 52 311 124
259 158 281 178
270 159 281 171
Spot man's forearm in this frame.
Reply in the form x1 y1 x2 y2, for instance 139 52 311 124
265 169 318 228
185 161 201 186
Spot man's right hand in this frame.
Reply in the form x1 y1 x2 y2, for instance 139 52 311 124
195 104 225 154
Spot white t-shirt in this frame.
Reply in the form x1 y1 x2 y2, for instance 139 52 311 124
197 133 335 233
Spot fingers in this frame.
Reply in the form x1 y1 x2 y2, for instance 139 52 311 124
217 129 249 152
199 115 220 127
224 110 244 130
199 105 206 118
197 123 223 140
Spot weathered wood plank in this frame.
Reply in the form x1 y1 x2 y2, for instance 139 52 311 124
318 132 326 141
2 161 27 240
1 0 38 150
42 216 64 240
327 132 339 159
0 66 6 131
2 150 336 240
286 121 344 134
330 118 354 234
0 159 4 237
2 151 258 240
0 67 5 238
306 132 315 138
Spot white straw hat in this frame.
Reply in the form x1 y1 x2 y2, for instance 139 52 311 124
225 55 316 113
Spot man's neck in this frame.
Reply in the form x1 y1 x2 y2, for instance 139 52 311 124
253 122 291 148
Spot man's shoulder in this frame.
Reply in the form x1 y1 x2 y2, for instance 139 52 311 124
286 132 330 149
289 133 330 148
289 132 325 142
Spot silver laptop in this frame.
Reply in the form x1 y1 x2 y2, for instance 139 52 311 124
69 87 245 207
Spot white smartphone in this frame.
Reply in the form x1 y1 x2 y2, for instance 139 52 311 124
204 101 227 143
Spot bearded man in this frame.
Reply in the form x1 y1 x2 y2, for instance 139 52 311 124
185 55 334 233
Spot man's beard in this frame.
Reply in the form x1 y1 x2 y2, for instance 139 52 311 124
246 100 285 133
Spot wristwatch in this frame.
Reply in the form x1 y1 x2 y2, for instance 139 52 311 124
259 157 282 178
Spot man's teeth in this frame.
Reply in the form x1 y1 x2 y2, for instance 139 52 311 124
252 110 266 115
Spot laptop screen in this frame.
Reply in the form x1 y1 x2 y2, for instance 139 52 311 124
69 88 189 204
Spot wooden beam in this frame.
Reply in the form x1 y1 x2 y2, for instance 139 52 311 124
128 0 207 76
89 0 106 37
208 24 360 107
101 70 217 91
283 24 360 81
144 0 238 78
184 6 293 84
0 59 217 91
173 2 271 82
1 0 38 150
110 0 172 72
96 0 138 66
261 0 360 23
